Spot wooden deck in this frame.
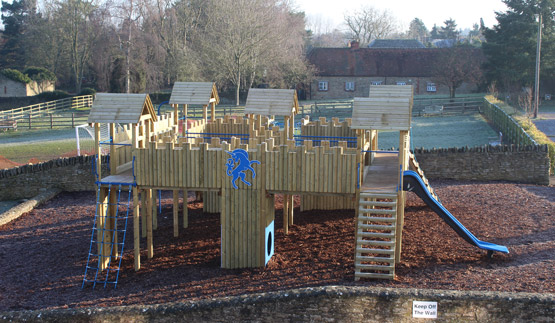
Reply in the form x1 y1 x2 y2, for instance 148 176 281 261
361 153 399 193
98 170 135 185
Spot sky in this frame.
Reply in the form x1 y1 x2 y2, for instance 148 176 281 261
294 0 508 33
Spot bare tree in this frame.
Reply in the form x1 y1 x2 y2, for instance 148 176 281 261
432 46 484 98
198 0 307 105
343 6 398 46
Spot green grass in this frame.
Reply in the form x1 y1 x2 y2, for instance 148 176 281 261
0 139 77 164
378 113 498 149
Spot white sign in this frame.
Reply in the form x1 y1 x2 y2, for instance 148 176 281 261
413 301 438 319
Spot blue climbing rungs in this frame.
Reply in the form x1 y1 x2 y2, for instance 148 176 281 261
82 184 133 289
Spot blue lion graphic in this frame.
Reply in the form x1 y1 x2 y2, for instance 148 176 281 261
225 149 260 189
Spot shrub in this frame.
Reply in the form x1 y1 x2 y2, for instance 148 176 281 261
0 69 32 84
36 90 71 101
78 87 96 96
23 67 57 83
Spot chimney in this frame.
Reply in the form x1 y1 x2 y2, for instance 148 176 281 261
349 40 359 49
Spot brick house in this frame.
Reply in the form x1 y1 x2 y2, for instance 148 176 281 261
0 75 55 97
307 41 481 100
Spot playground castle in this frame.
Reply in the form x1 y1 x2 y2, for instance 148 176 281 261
82 83 508 288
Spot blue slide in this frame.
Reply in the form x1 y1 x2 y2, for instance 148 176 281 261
402 170 509 255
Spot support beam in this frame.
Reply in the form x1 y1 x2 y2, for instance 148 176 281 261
133 187 140 271
146 189 153 259
173 190 179 237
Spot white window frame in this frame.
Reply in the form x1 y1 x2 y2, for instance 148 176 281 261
427 83 437 92
318 81 328 91
396 82 407 86
371 81 383 86
345 81 355 92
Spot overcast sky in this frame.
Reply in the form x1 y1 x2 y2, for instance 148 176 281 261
294 0 508 32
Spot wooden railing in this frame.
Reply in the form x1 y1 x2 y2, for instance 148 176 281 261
482 99 537 146
0 95 93 123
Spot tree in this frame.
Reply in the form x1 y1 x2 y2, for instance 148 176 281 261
439 18 460 40
432 46 484 98
198 0 310 105
407 18 429 43
343 6 398 46
482 0 555 93
0 0 39 69
430 24 440 39
52 0 103 93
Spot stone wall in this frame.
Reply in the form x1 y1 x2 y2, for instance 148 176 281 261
0 76 27 98
0 155 108 200
414 145 551 185
1 286 553 322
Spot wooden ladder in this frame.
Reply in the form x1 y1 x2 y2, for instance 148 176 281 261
408 152 438 200
354 191 398 280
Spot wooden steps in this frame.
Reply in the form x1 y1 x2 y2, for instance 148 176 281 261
355 192 397 280
408 152 438 200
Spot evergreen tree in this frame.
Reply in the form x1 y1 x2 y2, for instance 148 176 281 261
0 0 38 69
439 18 460 40
482 0 555 91
430 24 440 39
407 18 429 42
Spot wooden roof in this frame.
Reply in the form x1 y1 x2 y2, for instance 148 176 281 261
244 88 299 116
87 93 157 124
369 84 413 98
351 97 411 131
169 82 219 105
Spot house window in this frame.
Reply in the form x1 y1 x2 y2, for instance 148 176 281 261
396 82 406 85
427 83 437 92
318 81 328 91
345 81 355 91
371 81 382 86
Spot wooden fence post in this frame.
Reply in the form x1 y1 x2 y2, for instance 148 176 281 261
28 114 31 129
50 114 53 129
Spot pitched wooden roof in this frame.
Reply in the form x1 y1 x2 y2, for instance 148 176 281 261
351 97 411 131
87 93 157 124
244 88 299 116
369 84 413 98
169 82 219 105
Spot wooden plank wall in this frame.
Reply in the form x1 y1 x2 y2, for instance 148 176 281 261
299 117 362 210
136 138 357 195
301 117 356 147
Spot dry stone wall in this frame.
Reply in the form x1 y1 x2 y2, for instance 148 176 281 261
0 155 108 200
414 145 550 185
1 286 553 322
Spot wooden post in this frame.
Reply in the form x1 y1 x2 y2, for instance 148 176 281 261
182 190 188 228
109 123 116 175
203 104 208 123
173 190 179 237
97 187 107 270
94 123 102 179
152 190 158 230
141 190 146 238
182 104 188 139
146 189 153 258
395 130 410 263
211 101 216 121
133 186 140 271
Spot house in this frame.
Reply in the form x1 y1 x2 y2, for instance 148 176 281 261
0 74 55 97
368 39 426 49
307 40 482 100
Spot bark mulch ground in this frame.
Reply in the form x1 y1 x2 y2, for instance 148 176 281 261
0 180 553 311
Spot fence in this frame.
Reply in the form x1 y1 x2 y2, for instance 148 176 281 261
19 112 89 129
482 99 537 146
0 95 93 124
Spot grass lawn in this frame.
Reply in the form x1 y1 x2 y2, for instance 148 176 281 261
377 113 498 149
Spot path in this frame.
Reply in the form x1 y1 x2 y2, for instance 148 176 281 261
533 112 555 143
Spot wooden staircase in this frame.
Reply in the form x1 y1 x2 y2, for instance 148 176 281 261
408 152 438 200
354 191 398 280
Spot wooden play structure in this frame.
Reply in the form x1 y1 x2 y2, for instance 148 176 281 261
82 83 443 287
